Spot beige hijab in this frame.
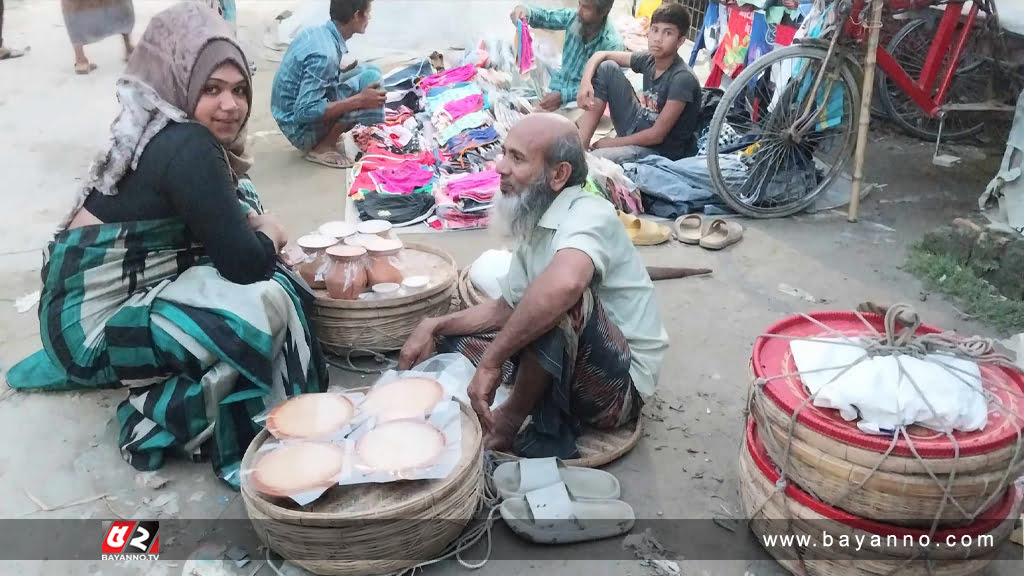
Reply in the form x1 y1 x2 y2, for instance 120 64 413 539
61 2 252 231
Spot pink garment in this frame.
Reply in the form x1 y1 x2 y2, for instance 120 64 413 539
420 64 478 90
443 94 485 122
444 170 499 202
369 163 435 195
516 19 535 75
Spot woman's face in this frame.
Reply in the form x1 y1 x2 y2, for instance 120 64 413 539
193 63 249 145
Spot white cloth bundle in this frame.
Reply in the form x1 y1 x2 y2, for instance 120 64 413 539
469 249 512 300
790 338 989 435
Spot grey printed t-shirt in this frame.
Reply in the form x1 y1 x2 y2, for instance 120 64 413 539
630 52 701 159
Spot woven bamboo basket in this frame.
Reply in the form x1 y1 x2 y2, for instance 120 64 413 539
740 419 1022 576
456 268 491 311
309 242 457 354
494 416 643 468
751 311 1024 528
240 401 483 576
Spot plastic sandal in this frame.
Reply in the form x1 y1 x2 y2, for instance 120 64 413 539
499 482 635 544
304 150 353 169
673 214 704 245
493 457 620 500
699 218 744 250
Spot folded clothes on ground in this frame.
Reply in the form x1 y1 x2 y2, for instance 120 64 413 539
443 169 499 204
443 125 501 157
444 93 486 121
369 163 436 195
355 191 436 225
436 111 493 145
426 83 485 115
420 64 478 91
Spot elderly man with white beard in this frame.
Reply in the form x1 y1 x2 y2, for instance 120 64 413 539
399 114 668 456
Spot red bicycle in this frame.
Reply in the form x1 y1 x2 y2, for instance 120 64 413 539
705 0 1024 218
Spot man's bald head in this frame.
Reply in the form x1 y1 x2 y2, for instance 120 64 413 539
498 113 588 196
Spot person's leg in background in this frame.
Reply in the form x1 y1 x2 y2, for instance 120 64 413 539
578 60 648 149
0 0 28 61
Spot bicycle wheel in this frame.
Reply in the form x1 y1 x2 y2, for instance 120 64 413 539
707 45 860 218
878 17 987 141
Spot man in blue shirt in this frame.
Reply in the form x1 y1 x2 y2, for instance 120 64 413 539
510 0 623 112
271 0 386 168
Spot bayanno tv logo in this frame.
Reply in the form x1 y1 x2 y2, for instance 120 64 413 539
101 521 160 560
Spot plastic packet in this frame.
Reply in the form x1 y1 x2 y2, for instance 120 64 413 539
252 391 366 443
339 400 463 485
243 439 348 505
325 251 369 300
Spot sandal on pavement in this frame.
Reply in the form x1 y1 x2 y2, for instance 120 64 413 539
74 61 97 75
304 149 353 169
499 482 635 544
618 212 670 246
673 214 704 245
699 218 744 250
493 457 620 501
0 46 27 61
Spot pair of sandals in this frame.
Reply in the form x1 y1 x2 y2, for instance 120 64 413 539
673 214 744 250
494 457 635 544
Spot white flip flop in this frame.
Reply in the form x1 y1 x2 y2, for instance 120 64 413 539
499 482 635 544
493 457 620 501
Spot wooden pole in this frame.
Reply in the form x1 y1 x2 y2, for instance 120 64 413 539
847 0 885 222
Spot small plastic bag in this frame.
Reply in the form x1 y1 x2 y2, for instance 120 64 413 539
325 253 368 300
243 439 349 505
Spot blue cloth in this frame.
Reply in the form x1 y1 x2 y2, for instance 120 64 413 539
383 59 434 91
625 155 743 218
444 125 500 155
270 21 384 151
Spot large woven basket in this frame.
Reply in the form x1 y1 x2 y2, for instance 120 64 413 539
751 311 1024 528
309 242 457 354
494 416 643 468
456 267 491 311
740 419 1021 576
240 401 483 576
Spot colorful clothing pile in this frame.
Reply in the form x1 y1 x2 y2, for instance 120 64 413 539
419 64 478 91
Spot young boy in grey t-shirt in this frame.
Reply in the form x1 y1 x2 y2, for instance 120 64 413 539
577 3 700 163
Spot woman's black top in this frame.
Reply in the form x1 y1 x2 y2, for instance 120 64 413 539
84 122 276 284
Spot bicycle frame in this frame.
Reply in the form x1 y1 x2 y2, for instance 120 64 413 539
844 0 979 117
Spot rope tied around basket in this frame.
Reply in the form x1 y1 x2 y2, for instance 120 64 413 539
746 303 1024 574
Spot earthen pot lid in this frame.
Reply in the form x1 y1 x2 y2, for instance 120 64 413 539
357 220 393 235
364 238 404 255
296 234 339 250
326 245 368 259
318 221 358 239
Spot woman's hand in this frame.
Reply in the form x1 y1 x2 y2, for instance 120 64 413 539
248 212 288 252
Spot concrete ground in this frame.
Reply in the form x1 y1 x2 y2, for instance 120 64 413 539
0 1 1020 576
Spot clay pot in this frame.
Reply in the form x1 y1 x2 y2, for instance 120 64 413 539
365 238 404 286
357 219 394 239
318 221 357 241
324 245 368 300
295 234 338 289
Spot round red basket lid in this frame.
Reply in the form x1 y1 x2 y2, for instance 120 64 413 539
752 311 1024 458
744 419 1017 537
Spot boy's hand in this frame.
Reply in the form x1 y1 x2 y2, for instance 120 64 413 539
577 82 596 111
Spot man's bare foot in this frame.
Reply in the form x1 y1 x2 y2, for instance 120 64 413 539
483 406 529 452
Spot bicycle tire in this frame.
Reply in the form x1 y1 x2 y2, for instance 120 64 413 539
707 45 860 219
877 17 986 141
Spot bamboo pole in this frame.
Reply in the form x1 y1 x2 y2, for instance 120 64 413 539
847 0 885 222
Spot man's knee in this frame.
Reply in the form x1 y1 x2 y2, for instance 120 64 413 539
596 60 623 81
359 63 382 84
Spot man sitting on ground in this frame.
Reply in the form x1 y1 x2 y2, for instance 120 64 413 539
510 0 623 112
577 3 700 163
271 0 386 168
399 114 669 456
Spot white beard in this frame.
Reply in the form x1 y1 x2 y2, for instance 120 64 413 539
491 178 555 246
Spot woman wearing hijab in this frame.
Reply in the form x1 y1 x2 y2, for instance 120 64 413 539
8 2 328 487
61 0 135 74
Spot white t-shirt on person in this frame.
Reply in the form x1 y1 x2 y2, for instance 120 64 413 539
499 186 669 396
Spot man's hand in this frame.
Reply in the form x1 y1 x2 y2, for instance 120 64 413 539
537 92 562 112
577 82 596 111
353 82 386 110
398 319 437 370
248 212 288 251
510 5 529 24
467 364 502 432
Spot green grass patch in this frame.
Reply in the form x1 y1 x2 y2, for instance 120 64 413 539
906 246 1024 335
